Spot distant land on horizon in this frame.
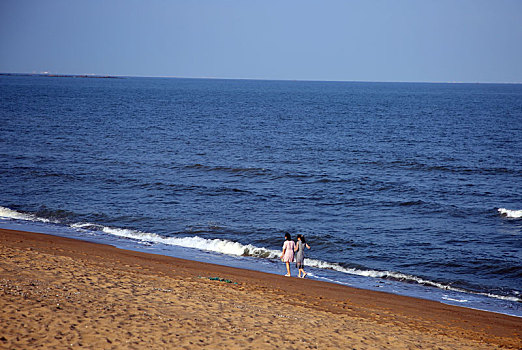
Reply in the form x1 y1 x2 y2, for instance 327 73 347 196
0 73 123 79
1 72 520 85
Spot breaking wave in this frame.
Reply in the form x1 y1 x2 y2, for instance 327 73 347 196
303 258 521 302
0 206 56 223
498 208 522 218
91 225 281 259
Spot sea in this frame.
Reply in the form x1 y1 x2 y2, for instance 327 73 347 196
1 75 521 317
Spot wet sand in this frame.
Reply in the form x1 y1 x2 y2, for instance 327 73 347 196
1 228 520 349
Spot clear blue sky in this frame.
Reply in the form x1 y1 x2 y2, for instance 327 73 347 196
1 0 521 83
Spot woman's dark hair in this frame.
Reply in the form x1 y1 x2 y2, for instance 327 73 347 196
284 233 292 241
297 234 306 244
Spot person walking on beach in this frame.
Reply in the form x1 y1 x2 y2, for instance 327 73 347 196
295 234 311 278
280 233 295 277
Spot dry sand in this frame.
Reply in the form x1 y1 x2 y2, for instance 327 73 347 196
0 228 520 349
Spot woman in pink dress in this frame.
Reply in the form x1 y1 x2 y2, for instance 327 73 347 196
280 233 296 277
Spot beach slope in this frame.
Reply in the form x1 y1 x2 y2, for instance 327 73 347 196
1 228 520 349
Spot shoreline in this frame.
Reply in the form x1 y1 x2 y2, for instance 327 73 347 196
1 228 521 348
2 218 519 317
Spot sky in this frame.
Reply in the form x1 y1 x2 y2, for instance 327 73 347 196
1 0 521 83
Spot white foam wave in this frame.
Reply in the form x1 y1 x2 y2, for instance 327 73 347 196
94 225 281 259
303 258 521 302
498 208 522 218
442 295 469 303
306 258 453 289
71 222 105 230
0 206 54 223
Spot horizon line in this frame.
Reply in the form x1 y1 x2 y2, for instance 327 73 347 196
1 71 521 85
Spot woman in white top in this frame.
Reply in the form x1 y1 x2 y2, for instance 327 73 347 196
280 233 295 277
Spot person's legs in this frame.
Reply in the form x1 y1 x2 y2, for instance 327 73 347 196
285 262 291 276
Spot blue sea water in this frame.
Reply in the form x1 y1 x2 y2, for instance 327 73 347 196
1 75 521 316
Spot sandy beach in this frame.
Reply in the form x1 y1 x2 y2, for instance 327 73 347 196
0 228 520 349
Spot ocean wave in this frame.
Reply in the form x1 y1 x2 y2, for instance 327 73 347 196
184 164 270 177
369 160 519 176
0 206 56 223
85 225 282 259
398 200 425 207
70 222 107 231
303 258 521 302
442 295 469 303
498 208 522 218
